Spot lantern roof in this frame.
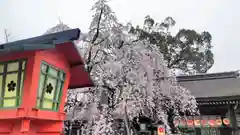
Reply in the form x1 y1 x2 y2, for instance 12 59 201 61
0 28 93 89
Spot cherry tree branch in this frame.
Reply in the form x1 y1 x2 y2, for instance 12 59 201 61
86 7 104 71
91 8 104 44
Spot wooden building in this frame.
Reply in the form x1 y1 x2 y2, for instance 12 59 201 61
65 71 240 135
177 71 240 135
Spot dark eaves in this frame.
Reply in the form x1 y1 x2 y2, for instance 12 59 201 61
177 71 240 82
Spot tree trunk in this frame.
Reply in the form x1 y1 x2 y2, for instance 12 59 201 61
123 100 131 135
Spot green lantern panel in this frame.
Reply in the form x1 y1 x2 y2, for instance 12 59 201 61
0 60 26 108
36 62 65 111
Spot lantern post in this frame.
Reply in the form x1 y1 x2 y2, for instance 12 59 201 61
0 29 93 135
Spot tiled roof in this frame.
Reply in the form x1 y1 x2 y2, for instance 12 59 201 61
177 71 240 99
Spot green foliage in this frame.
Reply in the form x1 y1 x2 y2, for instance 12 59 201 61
130 16 214 74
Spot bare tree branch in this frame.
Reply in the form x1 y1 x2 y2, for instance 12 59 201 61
4 29 11 43
93 36 108 45
91 8 104 44
86 7 104 72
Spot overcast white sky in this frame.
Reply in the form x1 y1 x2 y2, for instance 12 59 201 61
0 0 239 73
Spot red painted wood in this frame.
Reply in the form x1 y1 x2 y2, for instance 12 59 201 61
56 42 84 65
56 42 93 88
70 65 93 88
0 42 91 134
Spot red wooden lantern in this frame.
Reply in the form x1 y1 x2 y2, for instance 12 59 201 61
0 29 93 135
